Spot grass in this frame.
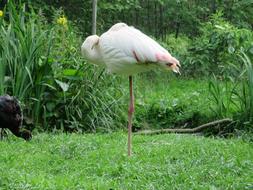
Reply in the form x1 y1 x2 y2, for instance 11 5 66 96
124 74 218 129
0 133 252 189
135 75 211 112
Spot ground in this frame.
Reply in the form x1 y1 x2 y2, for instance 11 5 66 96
0 133 252 189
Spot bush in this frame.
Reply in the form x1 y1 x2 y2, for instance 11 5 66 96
209 52 253 133
184 12 253 76
0 2 125 132
0 3 54 128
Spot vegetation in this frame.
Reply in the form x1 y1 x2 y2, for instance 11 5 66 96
0 1 252 134
0 1 252 189
0 133 252 189
0 3 123 132
26 0 253 38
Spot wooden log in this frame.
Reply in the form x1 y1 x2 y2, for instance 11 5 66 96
135 118 233 135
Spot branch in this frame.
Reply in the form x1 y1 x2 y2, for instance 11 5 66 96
134 118 233 135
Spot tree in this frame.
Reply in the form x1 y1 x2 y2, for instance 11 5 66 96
92 0 97 35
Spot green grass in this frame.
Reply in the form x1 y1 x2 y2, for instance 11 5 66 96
136 75 211 112
0 133 252 189
127 74 217 129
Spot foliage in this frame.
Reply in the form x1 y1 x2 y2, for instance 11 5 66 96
0 2 54 127
208 52 253 132
23 0 253 39
184 12 253 76
233 52 253 128
46 10 125 132
0 2 124 132
0 133 252 189
209 77 234 118
0 1 252 133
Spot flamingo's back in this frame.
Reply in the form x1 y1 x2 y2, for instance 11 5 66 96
99 23 179 75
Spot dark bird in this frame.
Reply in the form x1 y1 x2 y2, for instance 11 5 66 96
0 95 32 140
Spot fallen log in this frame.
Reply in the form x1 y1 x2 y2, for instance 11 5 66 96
134 118 233 135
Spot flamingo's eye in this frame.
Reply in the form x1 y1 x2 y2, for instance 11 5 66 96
166 63 173 67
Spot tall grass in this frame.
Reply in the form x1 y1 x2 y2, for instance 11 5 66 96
235 52 253 125
48 65 125 132
0 2 124 131
209 51 253 130
209 76 233 118
0 3 54 127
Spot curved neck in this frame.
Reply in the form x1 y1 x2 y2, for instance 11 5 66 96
83 47 104 66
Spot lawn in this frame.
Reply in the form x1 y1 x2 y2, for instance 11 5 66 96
128 74 221 129
0 133 252 189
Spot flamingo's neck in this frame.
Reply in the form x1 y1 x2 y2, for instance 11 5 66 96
82 46 104 66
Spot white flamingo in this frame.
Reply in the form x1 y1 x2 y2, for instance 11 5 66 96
81 23 180 156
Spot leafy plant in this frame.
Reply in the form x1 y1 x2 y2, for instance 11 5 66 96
0 2 55 128
0 2 125 132
209 52 253 131
208 76 234 118
185 12 253 76
233 52 253 127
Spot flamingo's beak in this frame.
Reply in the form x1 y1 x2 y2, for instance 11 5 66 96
166 62 181 75
171 64 181 75
167 56 181 75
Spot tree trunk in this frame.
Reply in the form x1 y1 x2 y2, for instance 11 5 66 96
92 0 97 35
159 4 163 39
154 2 158 38
147 0 151 33
175 18 181 39
211 0 217 13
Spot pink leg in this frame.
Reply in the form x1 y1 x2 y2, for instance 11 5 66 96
128 76 134 156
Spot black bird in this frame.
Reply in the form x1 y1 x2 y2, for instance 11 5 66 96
0 95 32 140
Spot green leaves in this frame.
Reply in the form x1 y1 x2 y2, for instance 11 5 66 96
209 52 253 128
228 46 235 54
248 46 253 55
185 12 253 76
62 69 84 80
0 2 56 127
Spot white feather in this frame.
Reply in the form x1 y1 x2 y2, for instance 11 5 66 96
81 23 180 75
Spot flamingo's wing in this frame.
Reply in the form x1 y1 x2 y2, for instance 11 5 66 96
100 25 169 64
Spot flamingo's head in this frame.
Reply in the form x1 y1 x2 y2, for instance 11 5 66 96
156 53 181 74
166 57 181 75
81 35 103 66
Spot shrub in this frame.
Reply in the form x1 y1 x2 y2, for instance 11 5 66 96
0 2 125 132
0 3 54 128
209 52 253 132
184 12 253 76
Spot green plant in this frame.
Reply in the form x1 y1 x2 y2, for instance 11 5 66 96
209 52 253 131
185 12 253 76
40 10 125 132
208 76 234 118
0 2 126 132
233 52 253 126
0 2 54 127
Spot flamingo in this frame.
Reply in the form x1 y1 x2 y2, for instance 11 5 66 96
81 23 180 156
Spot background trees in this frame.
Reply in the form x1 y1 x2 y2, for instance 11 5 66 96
24 0 253 37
